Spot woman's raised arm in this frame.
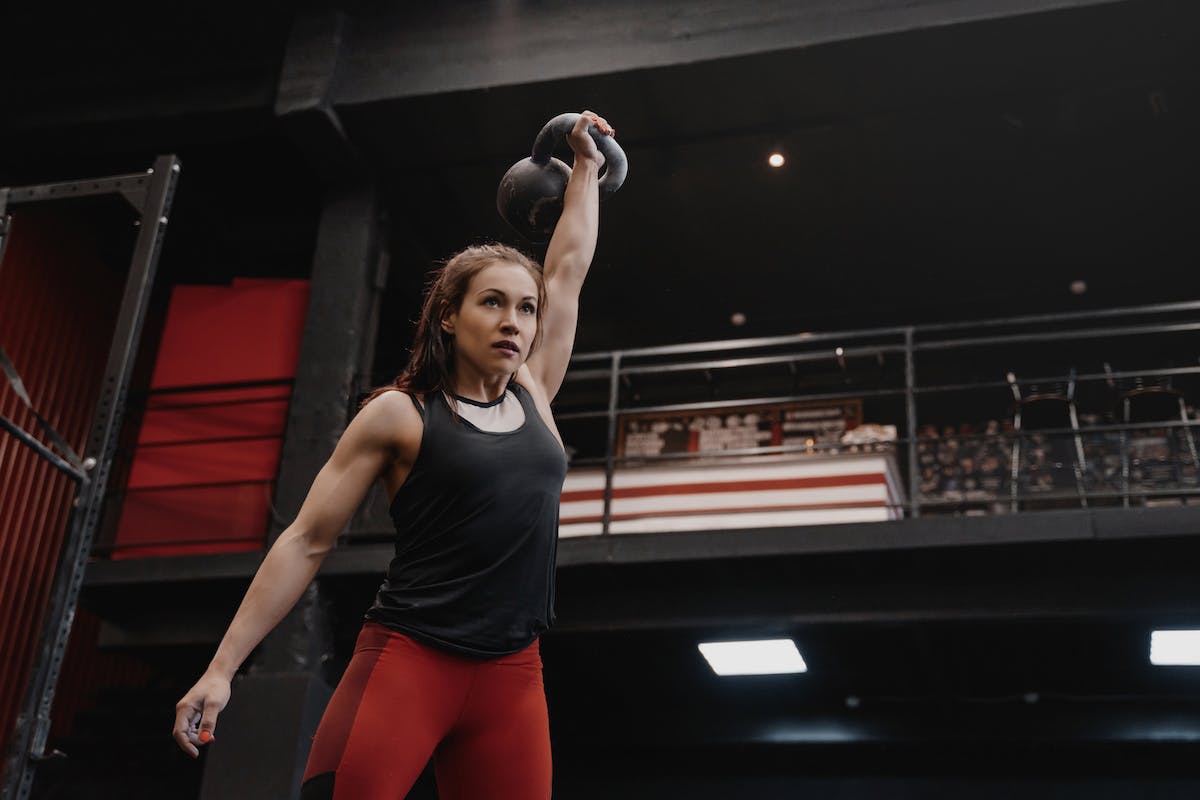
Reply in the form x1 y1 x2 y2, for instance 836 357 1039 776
526 110 615 401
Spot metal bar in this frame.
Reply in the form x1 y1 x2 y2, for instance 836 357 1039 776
916 365 1200 396
567 299 1200 368
905 328 919 519
4 171 152 212
915 298 1200 335
141 377 294 396
919 417 1200 440
134 395 293 413
566 345 902 381
1121 397 1131 509
131 434 283 449
0 187 11 273
914 321 1200 352
5 155 180 800
1179 400 1200 472
555 385 909 421
601 353 621 536
0 415 89 483
120 478 273 493
569 326 910 363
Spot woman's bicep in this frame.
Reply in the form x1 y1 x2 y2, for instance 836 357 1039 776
290 393 414 553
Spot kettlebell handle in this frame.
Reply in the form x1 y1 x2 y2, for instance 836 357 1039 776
530 113 628 198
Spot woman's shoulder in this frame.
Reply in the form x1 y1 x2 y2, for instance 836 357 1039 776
366 388 424 412
356 390 424 451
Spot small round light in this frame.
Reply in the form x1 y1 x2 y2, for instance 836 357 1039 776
768 153 785 168
730 312 747 327
1070 279 1087 295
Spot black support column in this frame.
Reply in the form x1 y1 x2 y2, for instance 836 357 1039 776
198 11 387 799
198 183 387 800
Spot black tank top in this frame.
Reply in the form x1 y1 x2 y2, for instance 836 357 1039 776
364 382 569 658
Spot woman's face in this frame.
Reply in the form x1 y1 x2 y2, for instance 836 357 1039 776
442 261 540 381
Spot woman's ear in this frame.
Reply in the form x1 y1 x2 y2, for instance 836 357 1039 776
439 301 456 335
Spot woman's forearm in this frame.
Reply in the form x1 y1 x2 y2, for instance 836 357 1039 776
205 528 327 681
544 159 600 282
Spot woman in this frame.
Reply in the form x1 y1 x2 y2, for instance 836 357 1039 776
173 110 615 798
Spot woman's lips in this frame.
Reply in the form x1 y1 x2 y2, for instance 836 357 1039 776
493 341 519 355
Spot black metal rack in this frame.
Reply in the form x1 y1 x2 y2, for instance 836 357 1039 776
0 156 180 800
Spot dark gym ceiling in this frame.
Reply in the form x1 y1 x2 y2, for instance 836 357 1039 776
358 1 1200 358
2 1 1198 364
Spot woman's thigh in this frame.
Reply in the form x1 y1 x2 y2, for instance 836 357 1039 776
432 641 552 800
302 624 470 800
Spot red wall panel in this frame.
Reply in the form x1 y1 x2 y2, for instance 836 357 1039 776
111 278 309 557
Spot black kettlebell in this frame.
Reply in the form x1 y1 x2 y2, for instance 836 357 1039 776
497 112 628 242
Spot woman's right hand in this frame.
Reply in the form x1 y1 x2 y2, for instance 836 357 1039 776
567 110 614 169
173 671 231 757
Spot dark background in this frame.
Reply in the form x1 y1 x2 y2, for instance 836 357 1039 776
4 1 1200 797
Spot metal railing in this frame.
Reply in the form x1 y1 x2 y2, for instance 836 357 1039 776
551 299 1200 532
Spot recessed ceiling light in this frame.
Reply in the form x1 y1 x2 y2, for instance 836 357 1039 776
1070 279 1088 295
768 153 785 168
1151 630 1200 665
698 639 808 676
730 311 747 326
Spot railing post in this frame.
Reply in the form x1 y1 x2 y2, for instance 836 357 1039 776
905 328 920 519
601 352 622 535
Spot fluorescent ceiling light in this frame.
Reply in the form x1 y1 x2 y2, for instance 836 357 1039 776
698 639 807 676
1150 630 1200 666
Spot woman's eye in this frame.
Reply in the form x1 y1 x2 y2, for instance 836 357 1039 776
483 296 500 307
521 303 536 314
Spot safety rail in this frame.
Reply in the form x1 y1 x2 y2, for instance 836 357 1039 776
551 300 1200 533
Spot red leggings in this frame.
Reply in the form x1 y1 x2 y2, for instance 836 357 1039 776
301 622 551 800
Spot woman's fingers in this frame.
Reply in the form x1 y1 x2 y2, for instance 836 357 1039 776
568 110 614 167
173 681 228 757
173 702 201 758
198 698 222 744
571 112 593 140
579 110 615 137
582 110 615 137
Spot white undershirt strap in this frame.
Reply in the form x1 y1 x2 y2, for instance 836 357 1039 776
452 389 526 432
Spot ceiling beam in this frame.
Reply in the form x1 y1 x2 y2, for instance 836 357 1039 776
334 0 1128 105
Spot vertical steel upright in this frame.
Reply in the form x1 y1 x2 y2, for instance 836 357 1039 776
601 353 622 535
2 156 180 800
905 327 919 518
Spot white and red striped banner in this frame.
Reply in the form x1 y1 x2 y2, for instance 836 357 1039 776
559 454 903 537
